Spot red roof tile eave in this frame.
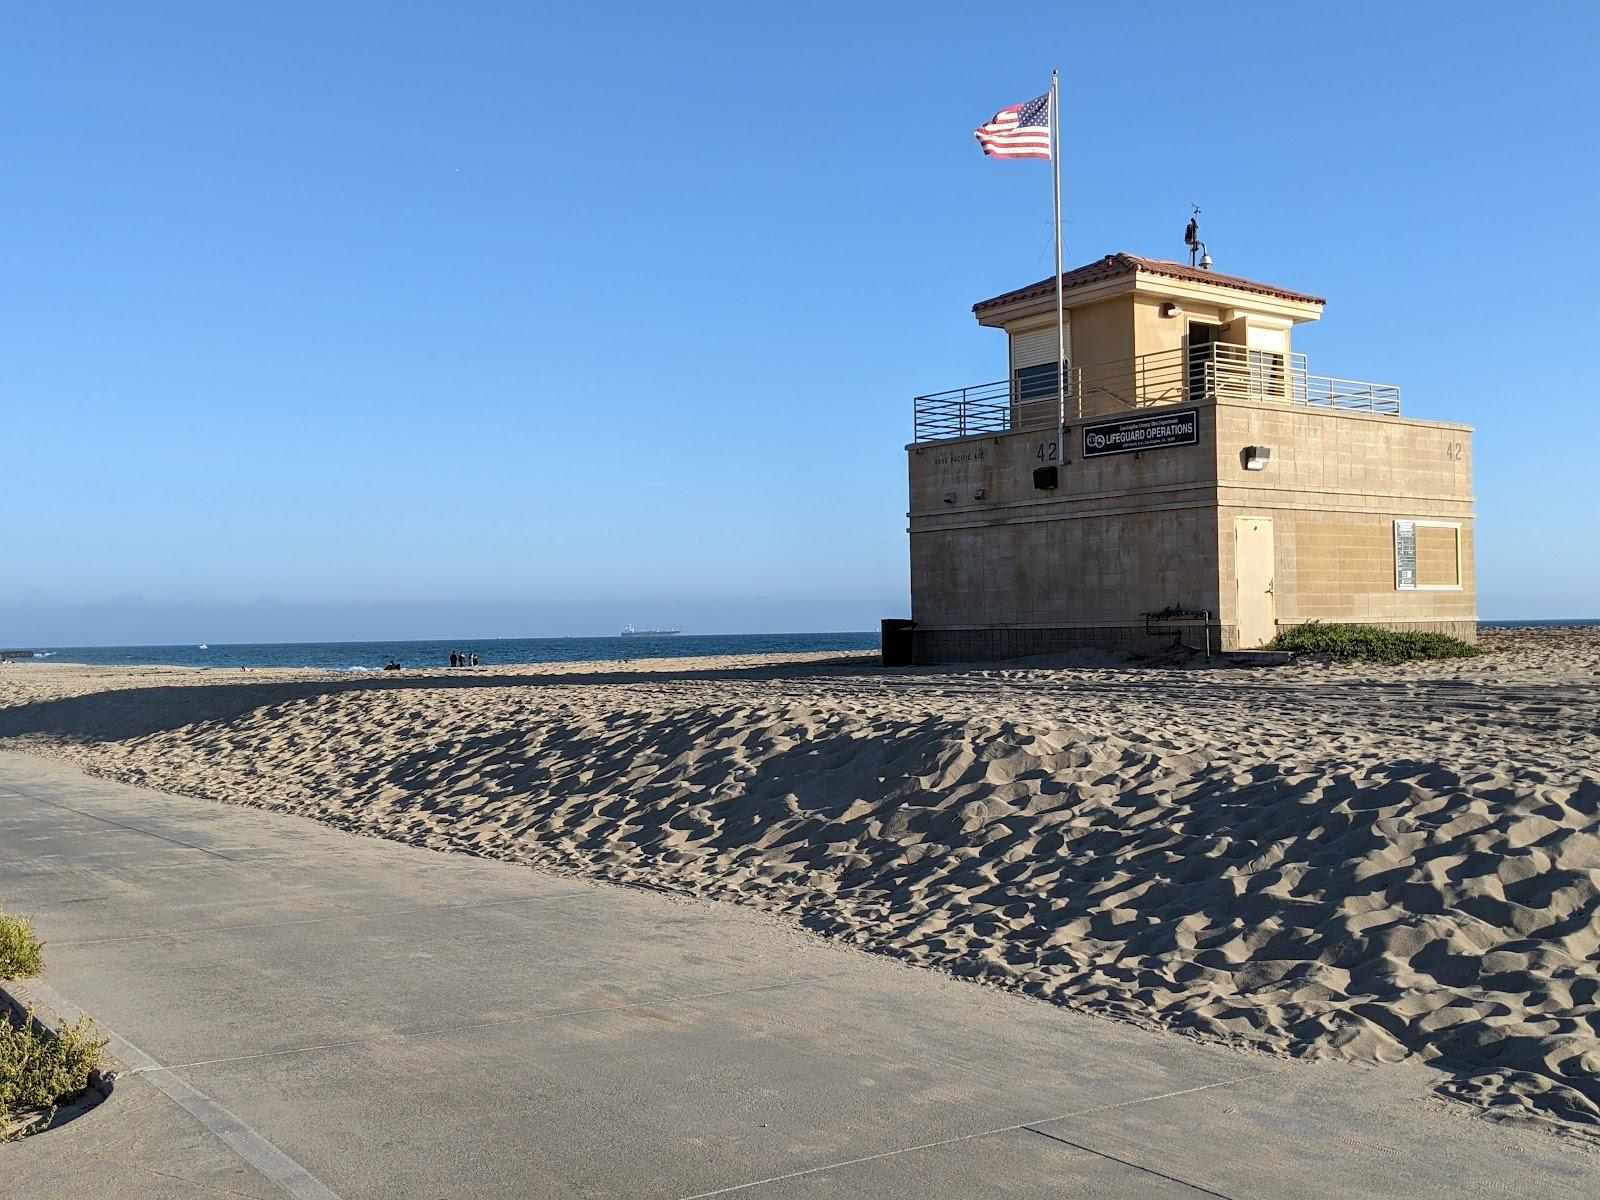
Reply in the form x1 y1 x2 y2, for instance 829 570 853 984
972 253 1327 313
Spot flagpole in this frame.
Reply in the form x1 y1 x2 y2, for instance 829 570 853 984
1051 69 1066 472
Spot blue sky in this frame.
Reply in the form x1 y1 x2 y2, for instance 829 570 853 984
3 2 1595 644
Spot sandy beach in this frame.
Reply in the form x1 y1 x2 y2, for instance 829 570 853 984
2 628 1597 1138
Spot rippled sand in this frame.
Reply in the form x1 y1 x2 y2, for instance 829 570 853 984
2 628 1597 1136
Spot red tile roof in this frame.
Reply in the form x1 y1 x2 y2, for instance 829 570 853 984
972 253 1326 313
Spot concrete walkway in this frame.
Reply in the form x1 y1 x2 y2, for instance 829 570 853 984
0 753 1592 1199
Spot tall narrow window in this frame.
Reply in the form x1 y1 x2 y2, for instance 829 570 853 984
1187 322 1218 400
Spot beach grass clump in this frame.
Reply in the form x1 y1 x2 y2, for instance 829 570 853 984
1267 621 1483 664
0 908 44 980
0 1007 107 1140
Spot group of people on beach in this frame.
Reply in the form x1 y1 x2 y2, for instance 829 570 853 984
449 650 479 668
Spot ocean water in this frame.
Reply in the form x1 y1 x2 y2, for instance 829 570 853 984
11 622 1594 672
1479 619 1600 629
20 632 880 672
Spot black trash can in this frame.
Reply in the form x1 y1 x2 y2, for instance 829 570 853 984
881 618 916 667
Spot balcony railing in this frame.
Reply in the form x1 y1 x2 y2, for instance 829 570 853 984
912 343 1401 443
911 379 1014 442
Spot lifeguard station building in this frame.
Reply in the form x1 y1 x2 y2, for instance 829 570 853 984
903 252 1476 662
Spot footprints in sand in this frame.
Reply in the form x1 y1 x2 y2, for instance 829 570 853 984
2 632 1598 1133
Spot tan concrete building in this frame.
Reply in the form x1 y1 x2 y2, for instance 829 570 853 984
905 253 1475 662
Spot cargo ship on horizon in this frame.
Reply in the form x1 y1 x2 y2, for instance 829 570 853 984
620 625 681 637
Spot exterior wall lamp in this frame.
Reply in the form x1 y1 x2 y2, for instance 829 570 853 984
1244 445 1272 471
1160 301 1184 318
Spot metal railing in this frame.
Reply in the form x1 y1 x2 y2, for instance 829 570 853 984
911 379 1013 441
912 343 1400 443
1184 343 1401 413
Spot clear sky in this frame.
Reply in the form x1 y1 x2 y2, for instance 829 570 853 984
3 2 1595 645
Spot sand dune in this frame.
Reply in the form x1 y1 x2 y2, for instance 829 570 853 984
2 628 1597 1136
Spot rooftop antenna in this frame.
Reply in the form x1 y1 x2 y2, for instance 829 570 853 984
1184 205 1212 270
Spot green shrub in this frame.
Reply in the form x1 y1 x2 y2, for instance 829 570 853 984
1266 622 1483 664
0 1007 107 1139
0 908 44 980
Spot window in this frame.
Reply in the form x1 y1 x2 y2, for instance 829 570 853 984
1010 324 1068 405
1187 322 1218 400
1014 361 1064 403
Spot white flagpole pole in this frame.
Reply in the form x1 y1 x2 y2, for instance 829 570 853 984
1051 69 1066 471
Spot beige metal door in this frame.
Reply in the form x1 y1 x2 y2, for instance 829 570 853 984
1234 517 1276 649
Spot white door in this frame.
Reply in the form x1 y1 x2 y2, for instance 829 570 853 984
1234 517 1276 649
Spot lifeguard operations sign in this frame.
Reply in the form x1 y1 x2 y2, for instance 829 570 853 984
1081 409 1199 459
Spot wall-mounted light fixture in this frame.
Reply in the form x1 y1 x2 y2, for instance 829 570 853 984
1160 301 1184 318
1243 445 1272 471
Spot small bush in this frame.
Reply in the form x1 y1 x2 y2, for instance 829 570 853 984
0 1007 107 1139
0 908 44 980
1266 622 1483 664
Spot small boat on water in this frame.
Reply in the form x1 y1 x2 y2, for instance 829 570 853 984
620 625 681 637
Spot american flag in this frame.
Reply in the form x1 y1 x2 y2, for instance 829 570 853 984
974 93 1052 160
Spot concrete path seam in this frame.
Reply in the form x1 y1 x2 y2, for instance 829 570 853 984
0 783 248 863
1022 1125 1236 1198
665 1073 1265 1199
140 1163 283 1200
15 978 345 1200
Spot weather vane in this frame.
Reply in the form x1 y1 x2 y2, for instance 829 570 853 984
1184 205 1212 269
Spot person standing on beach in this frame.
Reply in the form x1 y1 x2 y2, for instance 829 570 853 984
449 651 459 668
470 652 479 668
